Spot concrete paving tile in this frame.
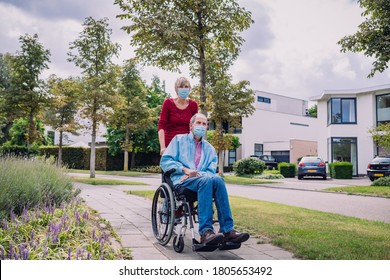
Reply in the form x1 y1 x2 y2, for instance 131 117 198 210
121 235 155 248
264 250 295 260
131 247 168 260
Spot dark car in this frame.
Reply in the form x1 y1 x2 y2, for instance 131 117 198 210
250 155 278 170
297 156 327 180
367 156 390 181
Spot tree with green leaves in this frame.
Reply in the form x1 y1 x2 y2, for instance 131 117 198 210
369 122 390 154
114 0 253 115
105 75 168 168
1 34 50 146
68 17 121 178
0 53 13 143
207 130 240 173
45 75 82 166
307 104 317 118
3 118 47 147
338 0 390 78
207 75 255 175
109 60 154 171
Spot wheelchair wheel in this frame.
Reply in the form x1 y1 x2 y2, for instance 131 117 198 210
173 235 185 253
151 183 175 246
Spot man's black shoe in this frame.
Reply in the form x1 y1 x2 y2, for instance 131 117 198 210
224 230 249 243
200 230 224 245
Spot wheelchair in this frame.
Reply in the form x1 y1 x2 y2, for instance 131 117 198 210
151 169 241 253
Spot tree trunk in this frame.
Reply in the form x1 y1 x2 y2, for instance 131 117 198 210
58 131 63 166
131 152 136 169
123 127 129 172
27 113 36 146
216 121 224 176
218 149 224 176
90 120 96 178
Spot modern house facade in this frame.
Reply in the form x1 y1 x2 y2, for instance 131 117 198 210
233 90 319 165
312 84 390 176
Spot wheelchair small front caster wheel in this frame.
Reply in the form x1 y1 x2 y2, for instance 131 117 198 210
173 235 185 253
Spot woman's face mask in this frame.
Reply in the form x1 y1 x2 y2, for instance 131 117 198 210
177 88 190 99
193 125 206 138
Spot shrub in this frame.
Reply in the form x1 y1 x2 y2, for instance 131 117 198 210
278 162 297 178
130 165 162 173
233 157 265 176
371 176 390 187
0 157 78 220
331 162 353 179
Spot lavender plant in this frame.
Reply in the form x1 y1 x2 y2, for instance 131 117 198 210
0 157 79 220
0 197 130 260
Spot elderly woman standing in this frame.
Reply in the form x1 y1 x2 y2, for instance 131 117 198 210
158 77 198 155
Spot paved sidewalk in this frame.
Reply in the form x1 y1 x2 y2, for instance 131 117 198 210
77 182 296 260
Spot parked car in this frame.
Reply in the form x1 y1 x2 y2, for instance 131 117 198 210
367 156 390 181
250 155 278 170
297 156 327 180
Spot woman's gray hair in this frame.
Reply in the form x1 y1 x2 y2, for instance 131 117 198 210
190 113 207 124
174 77 191 93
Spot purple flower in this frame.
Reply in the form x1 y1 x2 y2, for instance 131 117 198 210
42 247 48 260
74 211 80 226
2 218 7 230
67 247 71 260
22 249 29 260
8 244 13 259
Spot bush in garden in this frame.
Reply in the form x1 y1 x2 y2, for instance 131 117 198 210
0 157 78 220
233 157 265 176
278 162 297 178
331 162 353 179
371 176 390 187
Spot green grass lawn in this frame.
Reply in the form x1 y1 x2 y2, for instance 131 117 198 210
223 175 277 185
128 190 390 260
67 169 154 177
325 186 390 198
72 177 148 186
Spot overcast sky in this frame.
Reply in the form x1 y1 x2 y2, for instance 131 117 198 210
1 0 389 101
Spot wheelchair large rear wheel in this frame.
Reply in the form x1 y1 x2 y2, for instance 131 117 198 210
151 183 175 246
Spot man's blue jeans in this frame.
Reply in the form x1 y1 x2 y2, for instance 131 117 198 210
176 175 234 236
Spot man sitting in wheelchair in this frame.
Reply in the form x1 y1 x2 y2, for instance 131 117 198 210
160 113 249 245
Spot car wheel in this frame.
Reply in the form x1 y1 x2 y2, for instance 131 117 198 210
369 177 375 182
322 175 327 180
298 175 303 180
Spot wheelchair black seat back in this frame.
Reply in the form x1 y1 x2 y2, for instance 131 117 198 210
151 169 241 253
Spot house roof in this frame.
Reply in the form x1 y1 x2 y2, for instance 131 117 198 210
310 84 390 101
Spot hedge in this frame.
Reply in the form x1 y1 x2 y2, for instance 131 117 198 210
278 162 297 178
0 145 160 170
329 162 353 179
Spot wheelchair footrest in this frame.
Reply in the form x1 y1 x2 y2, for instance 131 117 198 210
219 241 241 250
192 239 219 252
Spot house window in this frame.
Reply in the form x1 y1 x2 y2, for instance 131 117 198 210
327 98 356 124
329 137 358 176
376 93 390 125
257 96 271 104
228 149 236 166
254 143 263 156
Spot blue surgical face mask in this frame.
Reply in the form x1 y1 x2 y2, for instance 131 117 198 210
177 88 190 99
193 125 206 138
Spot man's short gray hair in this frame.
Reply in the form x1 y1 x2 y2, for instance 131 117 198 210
190 113 207 124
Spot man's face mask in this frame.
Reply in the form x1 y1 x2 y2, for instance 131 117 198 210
178 88 190 99
193 125 206 138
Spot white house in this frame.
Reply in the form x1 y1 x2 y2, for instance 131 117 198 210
233 90 319 165
312 84 390 176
